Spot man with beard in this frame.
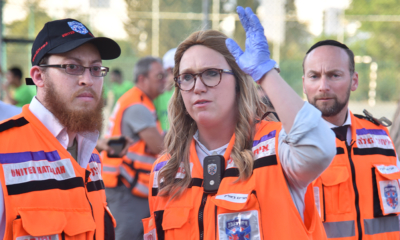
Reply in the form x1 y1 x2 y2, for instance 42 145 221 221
0 19 120 240
303 40 400 239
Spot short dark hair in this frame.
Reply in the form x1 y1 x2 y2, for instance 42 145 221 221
9 67 23 81
302 39 355 76
133 56 162 83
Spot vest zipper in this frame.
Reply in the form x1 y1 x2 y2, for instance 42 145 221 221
214 205 218 239
347 141 362 240
62 232 65 240
198 193 208 240
84 170 97 240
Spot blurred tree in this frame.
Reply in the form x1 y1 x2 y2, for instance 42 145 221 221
279 0 312 96
124 0 259 58
4 0 52 79
345 0 400 101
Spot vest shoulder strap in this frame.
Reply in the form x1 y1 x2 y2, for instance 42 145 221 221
354 109 392 127
0 117 29 133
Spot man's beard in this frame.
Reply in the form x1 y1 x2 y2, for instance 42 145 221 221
308 84 351 118
44 79 104 133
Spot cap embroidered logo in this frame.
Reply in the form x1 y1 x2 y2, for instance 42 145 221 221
68 21 88 35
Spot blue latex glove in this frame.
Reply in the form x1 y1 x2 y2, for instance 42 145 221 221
225 6 276 82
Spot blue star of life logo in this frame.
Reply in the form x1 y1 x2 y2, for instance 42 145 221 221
68 21 88 35
225 217 251 240
384 184 398 209
208 163 217 176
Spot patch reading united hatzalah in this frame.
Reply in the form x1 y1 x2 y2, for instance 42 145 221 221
68 21 88 35
252 130 276 160
356 128 394 149
218 210 260 240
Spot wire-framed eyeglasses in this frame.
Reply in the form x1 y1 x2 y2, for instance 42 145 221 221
39 64 109 77
174 68 234 91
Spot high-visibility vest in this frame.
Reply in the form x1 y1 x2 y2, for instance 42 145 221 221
313 112 400 239
0 106 115 240
102 87 162 198
143 121 327 240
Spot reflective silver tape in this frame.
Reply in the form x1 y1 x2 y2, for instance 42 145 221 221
136 182 149 195
364 216 399 235
323 220 355 238
103 166 118 173
127 152 156 164
119 166 134 182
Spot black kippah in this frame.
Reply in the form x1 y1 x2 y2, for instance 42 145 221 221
306 40 349 54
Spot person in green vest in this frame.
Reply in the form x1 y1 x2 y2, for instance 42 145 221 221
3 67 35 107
153 48 176 132
106 68 134 107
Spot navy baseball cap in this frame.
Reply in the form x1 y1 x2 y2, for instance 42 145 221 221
26 18 121 85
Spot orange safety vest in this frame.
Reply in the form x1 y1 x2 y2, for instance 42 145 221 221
0 106 115 240
313 112 400 240
143 121 327 240
102 87 162 198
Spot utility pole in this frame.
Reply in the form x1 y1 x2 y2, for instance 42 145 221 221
202 0 209 29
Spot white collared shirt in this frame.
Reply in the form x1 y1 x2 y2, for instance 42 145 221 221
0 97 99 238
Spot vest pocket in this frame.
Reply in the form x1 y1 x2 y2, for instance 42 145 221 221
372 164 400 216
161 207 191 239
213 192 263 240
12 208 96 240
320 165 351 215
142 216 158 240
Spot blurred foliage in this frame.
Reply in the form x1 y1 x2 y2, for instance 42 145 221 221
279 0 312 96
345 0 400 101
124 0 259 58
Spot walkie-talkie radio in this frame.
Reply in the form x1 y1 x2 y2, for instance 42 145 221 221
203 155 225 193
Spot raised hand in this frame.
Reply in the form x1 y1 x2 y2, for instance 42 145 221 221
225 6 276 82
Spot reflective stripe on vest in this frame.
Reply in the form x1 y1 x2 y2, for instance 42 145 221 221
364 216 400 235
119 166 149 195
323 221 355 238
103 166 118 173
127 152 157 164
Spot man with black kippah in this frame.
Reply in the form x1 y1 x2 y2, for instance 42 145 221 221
303 40 400 239
0 18 120 240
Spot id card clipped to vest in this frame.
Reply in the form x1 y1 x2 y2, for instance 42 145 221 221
204 155 225 193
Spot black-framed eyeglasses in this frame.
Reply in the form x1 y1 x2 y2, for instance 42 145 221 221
174 68 234 91
39 64 109 77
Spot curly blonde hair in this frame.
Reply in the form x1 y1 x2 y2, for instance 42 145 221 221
158 30 271 199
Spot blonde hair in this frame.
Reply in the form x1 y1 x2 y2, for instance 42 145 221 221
158 30 270 199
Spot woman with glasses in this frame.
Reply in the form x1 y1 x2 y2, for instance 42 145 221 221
143 7 335 240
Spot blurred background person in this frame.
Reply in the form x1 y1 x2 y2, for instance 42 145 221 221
101 56 165 240
3 67 35 107
0 100 21 121
153 48 176 132
105 68 133 108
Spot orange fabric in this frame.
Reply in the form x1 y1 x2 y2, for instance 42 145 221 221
144 121 327 240
0 106 114 240
101 87 162 198
313 112 400 240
